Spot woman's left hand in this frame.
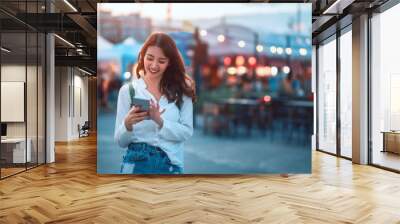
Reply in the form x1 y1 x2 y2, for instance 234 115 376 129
149 99 165 128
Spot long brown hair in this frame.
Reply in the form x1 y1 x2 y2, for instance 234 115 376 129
136 32 196 109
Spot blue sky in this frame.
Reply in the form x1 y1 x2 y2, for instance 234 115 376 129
99 3 312 36
98 3 311 21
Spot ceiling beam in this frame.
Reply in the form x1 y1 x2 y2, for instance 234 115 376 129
322 0 356 15
67 13 97 46
55 55 96 71
312 15 335 33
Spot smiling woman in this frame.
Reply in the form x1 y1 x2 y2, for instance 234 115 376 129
114 32 196 174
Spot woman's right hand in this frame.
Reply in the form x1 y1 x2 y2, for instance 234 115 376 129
124 106 149 131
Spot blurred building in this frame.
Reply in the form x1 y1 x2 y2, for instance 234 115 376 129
98 10 152 43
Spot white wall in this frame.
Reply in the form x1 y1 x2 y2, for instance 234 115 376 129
1 64 46 164
1 65 26 81
71 72 89 139
54 67 89 141
55 67 69 141
1 65 26 130
1 65 38 138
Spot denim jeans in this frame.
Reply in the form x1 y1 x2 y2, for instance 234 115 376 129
120 143 182 174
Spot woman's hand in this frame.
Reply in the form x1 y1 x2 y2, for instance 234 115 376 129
148 99 165 128
124 106 149 131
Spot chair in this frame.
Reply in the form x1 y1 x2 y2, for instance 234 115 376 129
78 121 90 138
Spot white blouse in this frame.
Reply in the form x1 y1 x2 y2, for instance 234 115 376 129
114 78 193 169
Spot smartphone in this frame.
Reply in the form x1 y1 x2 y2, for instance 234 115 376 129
131 97 150 111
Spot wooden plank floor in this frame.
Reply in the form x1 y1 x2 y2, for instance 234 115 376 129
1 135 400 224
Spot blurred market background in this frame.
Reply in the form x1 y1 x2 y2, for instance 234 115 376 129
97 3 313 174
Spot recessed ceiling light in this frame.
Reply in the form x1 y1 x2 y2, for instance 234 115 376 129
63 0 78 12
1 47 11 53
78 67 93 76
54 34 75 48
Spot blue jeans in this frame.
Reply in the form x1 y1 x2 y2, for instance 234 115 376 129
120 143 182 174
